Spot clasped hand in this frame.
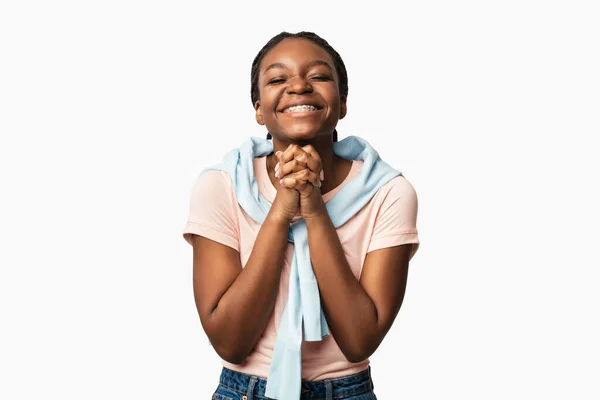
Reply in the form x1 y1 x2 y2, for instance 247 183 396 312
274 144 326 221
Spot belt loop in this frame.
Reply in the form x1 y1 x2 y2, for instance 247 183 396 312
245 375 258 400
324 379 333 400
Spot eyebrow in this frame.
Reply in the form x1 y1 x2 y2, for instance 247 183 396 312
307 60 333 70
264 62 287 73
263 60 334 74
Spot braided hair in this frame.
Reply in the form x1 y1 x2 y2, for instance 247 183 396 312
250 32 348 143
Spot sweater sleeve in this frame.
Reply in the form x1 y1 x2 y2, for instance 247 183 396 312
182 169 240 252
366 175 420 260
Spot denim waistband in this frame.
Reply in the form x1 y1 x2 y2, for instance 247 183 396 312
217 366 374 399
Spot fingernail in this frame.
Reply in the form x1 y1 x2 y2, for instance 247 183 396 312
275 162 280 171
320 170 324 181
279 179 284 185
275 170 279 178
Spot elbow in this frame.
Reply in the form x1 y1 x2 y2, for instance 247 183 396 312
339 334 379 363
203 315 251 365
221 352 248 365
212 341 249 365
340 343 373 364
343 350 369 364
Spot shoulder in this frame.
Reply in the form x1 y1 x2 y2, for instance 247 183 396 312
387 174 416 192
188 169 238 210
376 175 418 205
191 169 234 194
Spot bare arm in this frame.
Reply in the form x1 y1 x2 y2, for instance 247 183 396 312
305 212 412 363
272 144 418 362
192 211 290 364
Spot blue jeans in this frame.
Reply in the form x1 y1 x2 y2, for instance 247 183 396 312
212 366 377 400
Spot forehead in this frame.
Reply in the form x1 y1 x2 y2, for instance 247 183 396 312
260 38 335 71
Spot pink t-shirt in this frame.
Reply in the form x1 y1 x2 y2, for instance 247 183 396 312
182 155 420 380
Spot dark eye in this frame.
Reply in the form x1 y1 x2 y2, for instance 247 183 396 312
311 75 331 81
268 78 286 85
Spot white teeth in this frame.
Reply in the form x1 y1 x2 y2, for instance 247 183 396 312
284 105 318 113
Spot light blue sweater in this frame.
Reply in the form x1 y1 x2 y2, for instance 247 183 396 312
202 135 402 399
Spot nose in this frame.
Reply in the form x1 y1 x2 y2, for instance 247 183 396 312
286 75 313 95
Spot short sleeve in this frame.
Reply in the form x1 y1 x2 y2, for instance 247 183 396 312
182 170 240 251
367 175 420 260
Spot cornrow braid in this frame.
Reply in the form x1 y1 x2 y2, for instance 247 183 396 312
251 31 348 143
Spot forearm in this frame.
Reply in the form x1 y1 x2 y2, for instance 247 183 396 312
209 212 289 363
305 213 379 362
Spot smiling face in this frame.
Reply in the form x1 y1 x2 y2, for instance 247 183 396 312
254 38 347 141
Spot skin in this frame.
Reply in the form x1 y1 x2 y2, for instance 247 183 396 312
192 37 413 365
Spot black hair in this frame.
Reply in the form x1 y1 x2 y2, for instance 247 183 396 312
250 31 347 143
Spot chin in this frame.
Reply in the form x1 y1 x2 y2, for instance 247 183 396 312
283 125 330 141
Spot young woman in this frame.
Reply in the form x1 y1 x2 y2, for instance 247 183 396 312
183 31 420 400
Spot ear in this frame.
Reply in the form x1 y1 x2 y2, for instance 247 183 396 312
254 100 264 125
339 96 347 120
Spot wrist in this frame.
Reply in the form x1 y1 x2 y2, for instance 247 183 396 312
266 210 294 227
302 205 329 225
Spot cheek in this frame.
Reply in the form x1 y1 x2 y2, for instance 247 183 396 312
323 86 341 110
259 92 278 113
326 98 341 115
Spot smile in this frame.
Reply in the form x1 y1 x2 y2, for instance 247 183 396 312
282 105 320 113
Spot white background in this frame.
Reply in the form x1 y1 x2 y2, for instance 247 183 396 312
1 0 599 399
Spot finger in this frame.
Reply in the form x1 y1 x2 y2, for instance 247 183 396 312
275 150 290 175
277 158 309 178
280 144 300 164
280 169 321 188
276 144 309 177
280 145 320 174
301 145 322 167
280 176 318 190
294 151 320 174
280 144 312 169
301 145 324 180
292 169 320 187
